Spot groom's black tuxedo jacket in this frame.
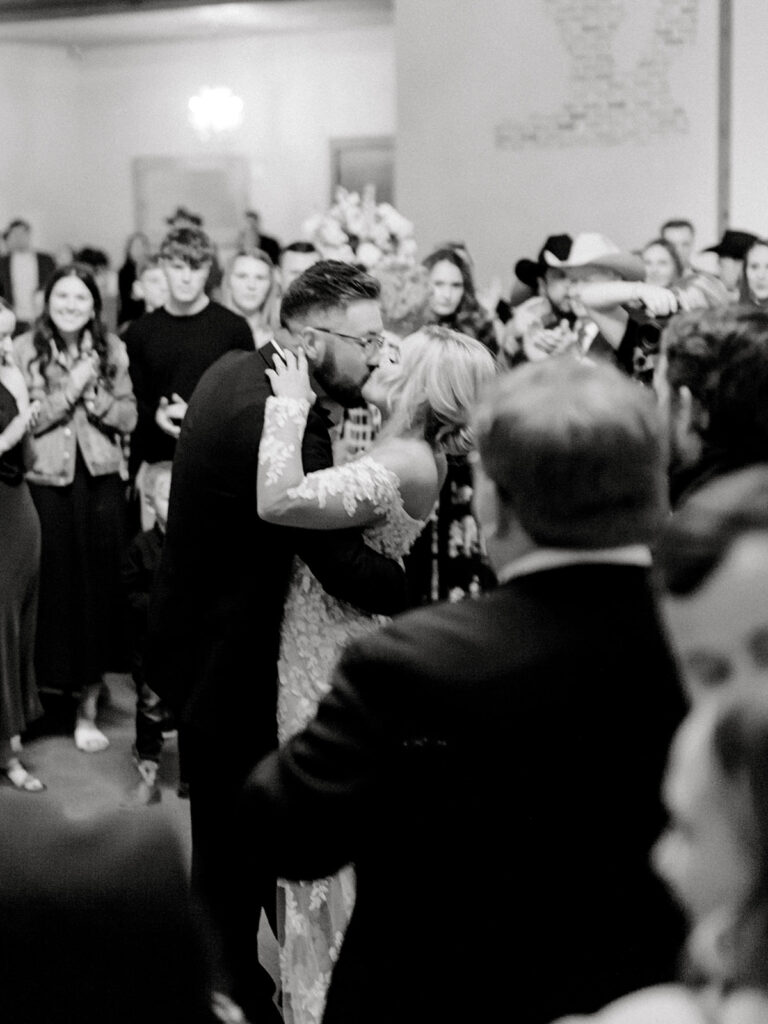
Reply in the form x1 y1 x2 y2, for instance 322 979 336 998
246 563 687 1024
147 344 409 781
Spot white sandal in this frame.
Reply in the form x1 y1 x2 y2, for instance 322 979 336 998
74 719 110 753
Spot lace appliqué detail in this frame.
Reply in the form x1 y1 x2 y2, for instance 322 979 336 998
259 396 312 486
276 453 425 1024
286 452 400 521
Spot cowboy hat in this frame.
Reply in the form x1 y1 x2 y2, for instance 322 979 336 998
515 234 572 290
703 229 759 260
544 232 645 281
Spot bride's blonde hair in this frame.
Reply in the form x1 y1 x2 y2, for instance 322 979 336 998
383 325 497 455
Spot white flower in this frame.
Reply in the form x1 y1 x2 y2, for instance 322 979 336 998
301 212 323 239
356 241 384 268
318 242 356 263
399 237 418 258
304 188 417 266
344 205 365 238
317 218 348 248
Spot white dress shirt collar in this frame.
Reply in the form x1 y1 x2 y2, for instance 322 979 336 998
495 544 652 585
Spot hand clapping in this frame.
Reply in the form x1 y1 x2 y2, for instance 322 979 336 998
155 393 188 439
266 349 316 406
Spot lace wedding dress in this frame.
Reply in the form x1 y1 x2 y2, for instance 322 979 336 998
259 396 426 1024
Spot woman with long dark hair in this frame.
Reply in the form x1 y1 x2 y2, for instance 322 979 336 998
13 265 136 752
422 246 498 351
405 247 498 604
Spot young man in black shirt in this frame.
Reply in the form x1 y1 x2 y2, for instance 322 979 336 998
125 226 252 528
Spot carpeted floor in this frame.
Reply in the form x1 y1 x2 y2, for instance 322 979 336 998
7 671 279 992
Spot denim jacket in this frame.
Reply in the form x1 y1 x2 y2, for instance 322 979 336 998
13 331 137 486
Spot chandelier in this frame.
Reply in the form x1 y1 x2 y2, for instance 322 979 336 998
188 86 244 140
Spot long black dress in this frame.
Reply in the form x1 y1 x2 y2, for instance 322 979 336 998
0 381 42 741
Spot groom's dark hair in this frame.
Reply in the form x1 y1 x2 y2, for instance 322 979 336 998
280 260 380 328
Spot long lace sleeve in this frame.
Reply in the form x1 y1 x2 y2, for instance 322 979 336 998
258 395 400 530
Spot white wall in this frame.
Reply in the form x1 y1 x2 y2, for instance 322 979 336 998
395 0 721 287
730 0 768 238
5 0 762 286
1 23 395 263
0 43 80 253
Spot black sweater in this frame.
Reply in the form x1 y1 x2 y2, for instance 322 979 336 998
125 302 252 468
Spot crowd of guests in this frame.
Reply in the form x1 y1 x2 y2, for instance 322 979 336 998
1 205 768 1024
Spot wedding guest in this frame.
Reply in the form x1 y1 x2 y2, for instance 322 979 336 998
239 209 281 265
0 219 55 336
568 269 729 384
642 237 684 287
279 241 319 292
13 265 137 754
244 356 687 1024
222 247 280 348
538 232 646 369
55 242 75 268
661 218 696 274
0 797 221 1024
739 238 768 310
124 226 252 528
117 253 169 336
553 691 768 1024
74 246 119 332
165 207 223 298
122 460 180 807
655 465 768 703
0 298 44 792
502 233 574 366
147 260 411 1023
702 229 758 301
406 246 498 604
653 307 768 507
118 230 151 324
423 245 497 351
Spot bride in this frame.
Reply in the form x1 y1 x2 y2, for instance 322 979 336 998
257 323 496 1024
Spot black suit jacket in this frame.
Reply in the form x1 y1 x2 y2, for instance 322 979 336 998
147 345 409 784
246 564 687 1024
0 251 55 310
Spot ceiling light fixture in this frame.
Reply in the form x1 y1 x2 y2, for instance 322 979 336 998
188 86 244 140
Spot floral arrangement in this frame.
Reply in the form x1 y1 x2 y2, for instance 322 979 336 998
302 185 417 269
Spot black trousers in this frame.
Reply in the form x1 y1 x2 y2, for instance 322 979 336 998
186 734 282 1024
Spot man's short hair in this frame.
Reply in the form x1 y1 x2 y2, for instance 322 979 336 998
661 307 768 463
474 357 666 548
656 465 768 596
4 218 30 239
661 218 694 235
280 259 380 328
280 241 318 259
159 227 214 269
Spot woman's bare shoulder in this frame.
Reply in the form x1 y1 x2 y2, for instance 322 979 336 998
370 437 439 519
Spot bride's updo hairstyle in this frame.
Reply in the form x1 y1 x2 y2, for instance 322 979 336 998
383 324 496 456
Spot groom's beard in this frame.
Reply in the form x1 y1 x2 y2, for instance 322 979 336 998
314 347 369 409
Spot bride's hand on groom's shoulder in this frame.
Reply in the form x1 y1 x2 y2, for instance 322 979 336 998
267 348 316 405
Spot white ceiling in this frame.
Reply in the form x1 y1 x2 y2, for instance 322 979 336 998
0 0 393 48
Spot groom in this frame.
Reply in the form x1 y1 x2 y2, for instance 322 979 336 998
147 260 410 1022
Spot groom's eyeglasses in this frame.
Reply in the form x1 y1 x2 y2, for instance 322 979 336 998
308 325 386 356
